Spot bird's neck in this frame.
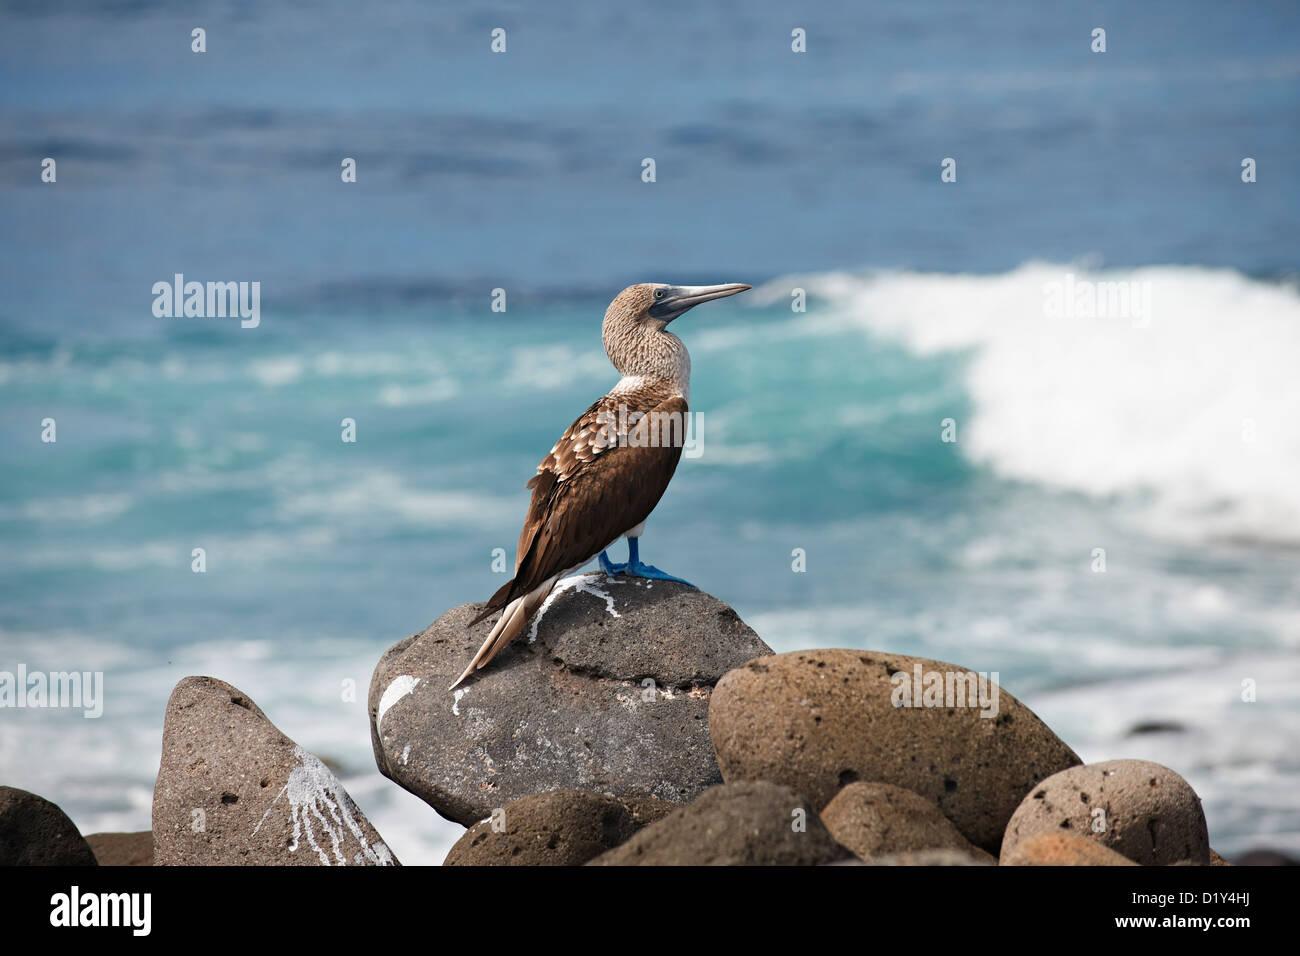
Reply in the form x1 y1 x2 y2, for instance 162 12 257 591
604 323 691 402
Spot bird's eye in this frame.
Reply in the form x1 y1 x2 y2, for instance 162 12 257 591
654 290 665 299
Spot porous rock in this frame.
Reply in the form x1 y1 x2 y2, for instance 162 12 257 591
369 574 771 825
444 790 641 866
153 676 397 866
0 787 97 866
709 649 1081 852
588 780 851 866
820 781 995 863
1000 759 1209 866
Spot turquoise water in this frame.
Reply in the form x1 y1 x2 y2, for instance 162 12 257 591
2 1 1299 862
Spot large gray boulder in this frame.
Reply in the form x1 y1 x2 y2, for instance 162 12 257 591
153 676 397 866
369 573 772 826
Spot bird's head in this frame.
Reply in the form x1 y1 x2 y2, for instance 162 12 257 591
602 282 750 379
607 282 751 331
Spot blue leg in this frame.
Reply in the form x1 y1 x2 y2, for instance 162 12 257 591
624 537 694 587
598 549 627 575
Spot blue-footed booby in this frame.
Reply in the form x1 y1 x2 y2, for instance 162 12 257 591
450 282 751 689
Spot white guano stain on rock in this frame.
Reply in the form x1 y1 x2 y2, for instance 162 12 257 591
527 572 623 644
452 687 470 716
253 746 395 866
377 674 419 733
401 743 411 765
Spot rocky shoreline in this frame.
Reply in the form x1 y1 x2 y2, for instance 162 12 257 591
2 573 1292 866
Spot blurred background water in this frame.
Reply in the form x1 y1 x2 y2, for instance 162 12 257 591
1 0 1298 864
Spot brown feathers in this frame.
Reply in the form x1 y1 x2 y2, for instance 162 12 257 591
483 386 687 621
451 388 688 689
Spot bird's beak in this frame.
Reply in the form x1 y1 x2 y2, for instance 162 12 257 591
650 283 751 321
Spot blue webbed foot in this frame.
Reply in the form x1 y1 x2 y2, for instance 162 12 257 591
606 537 695 587
627 561 694 586
598 550 627 575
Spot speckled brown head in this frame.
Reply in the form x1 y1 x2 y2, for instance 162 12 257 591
602 282 750 382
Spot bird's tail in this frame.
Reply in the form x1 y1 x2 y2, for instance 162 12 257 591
468 576 514 628
449 577 555 690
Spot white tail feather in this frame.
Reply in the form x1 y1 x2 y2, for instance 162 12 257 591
448 577 556 690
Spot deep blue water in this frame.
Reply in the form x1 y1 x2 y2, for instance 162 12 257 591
1 1 1298 863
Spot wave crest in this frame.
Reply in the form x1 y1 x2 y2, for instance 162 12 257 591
762 263 1300 543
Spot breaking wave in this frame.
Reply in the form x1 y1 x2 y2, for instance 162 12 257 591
759 264 1300 544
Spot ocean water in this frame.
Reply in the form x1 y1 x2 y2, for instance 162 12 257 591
2 1 1299 864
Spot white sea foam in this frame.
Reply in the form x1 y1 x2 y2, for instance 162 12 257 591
248 356 305 387
501 342 613 393
275 471 514 527
0 493 134 523
377 379 459 406
760 264 1300 544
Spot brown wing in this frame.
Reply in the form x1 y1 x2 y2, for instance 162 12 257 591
470 391 688 624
